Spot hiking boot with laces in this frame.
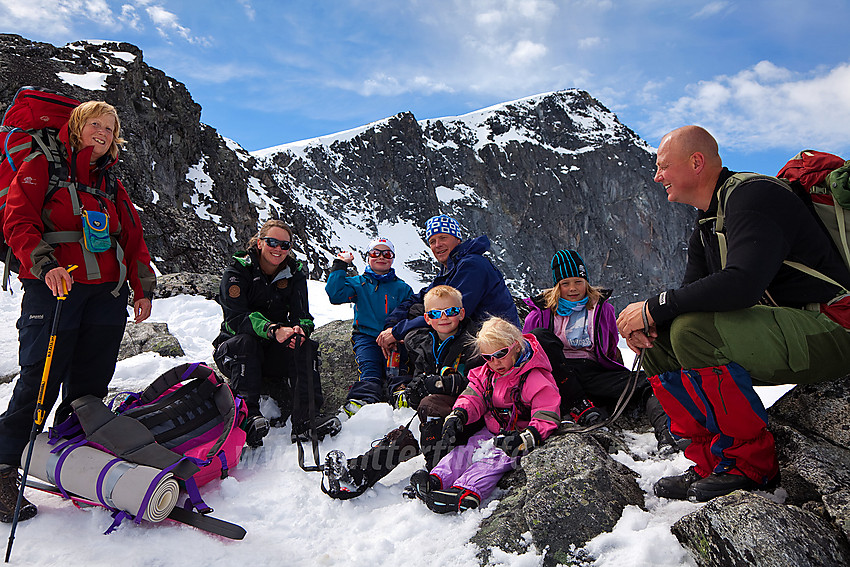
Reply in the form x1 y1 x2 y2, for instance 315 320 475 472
409 469 440 501
653 467 703 500
0 466 37 523
686 471 780 502
243 414 270 448
425 486 480 514
291 414 343 443
569 399 607 427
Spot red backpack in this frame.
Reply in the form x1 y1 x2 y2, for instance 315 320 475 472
0 86 79 287
777 150 850 271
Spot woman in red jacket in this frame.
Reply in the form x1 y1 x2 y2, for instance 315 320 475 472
0 100 155 523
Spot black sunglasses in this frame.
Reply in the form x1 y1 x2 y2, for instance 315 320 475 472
261 237 292 250
425 306 462 319
367 249 395 259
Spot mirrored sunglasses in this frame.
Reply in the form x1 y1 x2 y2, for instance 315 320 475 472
367 249 395 259
425 306 462 319
261 237 292 250
481 341 517 362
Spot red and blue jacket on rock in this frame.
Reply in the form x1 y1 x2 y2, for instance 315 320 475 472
3 122 155 300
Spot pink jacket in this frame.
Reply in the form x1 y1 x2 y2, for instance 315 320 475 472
454 333 561 438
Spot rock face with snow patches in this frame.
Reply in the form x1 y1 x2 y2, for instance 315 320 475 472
0 34 259 276
0 34 694 305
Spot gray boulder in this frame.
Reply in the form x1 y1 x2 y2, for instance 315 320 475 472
672 491 850 567
312 318 359 414
473 432 644 567
118 322 185 360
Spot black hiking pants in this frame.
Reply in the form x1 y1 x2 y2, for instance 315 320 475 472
213 333 324 427
0 280 128 466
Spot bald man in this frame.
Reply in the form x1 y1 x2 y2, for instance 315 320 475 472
617 126 850 502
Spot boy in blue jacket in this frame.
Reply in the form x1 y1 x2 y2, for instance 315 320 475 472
326 238 414 416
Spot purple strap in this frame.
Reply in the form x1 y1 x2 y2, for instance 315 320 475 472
105 510 131 535
217 450 229 480
180 362 201 381
95 458 124 508
182 477 212 514
49 433 85 453
133 458 185 525
53 438 89 500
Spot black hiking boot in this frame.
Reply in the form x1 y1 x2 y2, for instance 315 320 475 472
425 486 480 514
569 398 607 427
243 414 270 448
686 471 780 502
653 467 703 500
0 465 37 523
409 469 440 501
291 414 343 443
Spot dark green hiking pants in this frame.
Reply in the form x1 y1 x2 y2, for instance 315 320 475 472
642 306 850 385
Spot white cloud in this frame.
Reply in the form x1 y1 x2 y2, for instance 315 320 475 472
644 61 850 154
507 40 547 66
0 0 108 36
237 0 255 21
692 1 732 19
355 73 454 97
120 4 142 31
145 4 210 46
578 36 602 50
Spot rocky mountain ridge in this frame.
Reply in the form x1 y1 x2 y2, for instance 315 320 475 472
0 34 694 307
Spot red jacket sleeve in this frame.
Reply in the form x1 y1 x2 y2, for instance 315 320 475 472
114 179 156 300
3 154 59 279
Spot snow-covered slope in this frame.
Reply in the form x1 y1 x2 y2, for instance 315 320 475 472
0 283 793 566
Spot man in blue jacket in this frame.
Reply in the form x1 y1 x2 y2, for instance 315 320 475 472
376 215 519 359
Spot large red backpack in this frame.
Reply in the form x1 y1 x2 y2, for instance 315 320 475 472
777 150 850 271
0 86 79 287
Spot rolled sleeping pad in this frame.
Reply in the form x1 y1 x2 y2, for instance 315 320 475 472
26 432 180 522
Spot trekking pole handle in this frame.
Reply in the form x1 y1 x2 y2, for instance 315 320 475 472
34 265 77 427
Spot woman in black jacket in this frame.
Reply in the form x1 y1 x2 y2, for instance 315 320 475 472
213 220 340 447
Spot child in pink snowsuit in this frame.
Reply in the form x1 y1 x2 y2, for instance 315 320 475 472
408 317 561 513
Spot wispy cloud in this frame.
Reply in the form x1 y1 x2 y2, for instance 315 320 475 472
237 0 255 21
644 60 850 154
144 3 210 46
692 1 733 19
577 37 602 50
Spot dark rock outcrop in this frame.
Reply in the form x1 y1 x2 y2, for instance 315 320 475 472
473 433 644 567
0 34 695 309
668 376 850 566
118 322 184 360
672 491 850 567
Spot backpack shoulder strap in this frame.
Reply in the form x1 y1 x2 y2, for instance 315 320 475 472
713 173 789 267
714 173 849 293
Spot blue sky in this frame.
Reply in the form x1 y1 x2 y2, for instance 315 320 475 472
3 0 850 174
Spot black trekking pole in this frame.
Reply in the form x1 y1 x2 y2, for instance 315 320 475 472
5 265 76 563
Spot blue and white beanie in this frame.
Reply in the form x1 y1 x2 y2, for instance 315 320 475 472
425 215 462 241
551 249 588 286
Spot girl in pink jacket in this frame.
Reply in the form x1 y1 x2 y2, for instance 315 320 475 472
408 317 560 513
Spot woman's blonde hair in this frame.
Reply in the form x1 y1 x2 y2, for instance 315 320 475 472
475 316 527 354
543 279 601 311
247 219 294 250
68 101 125 160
